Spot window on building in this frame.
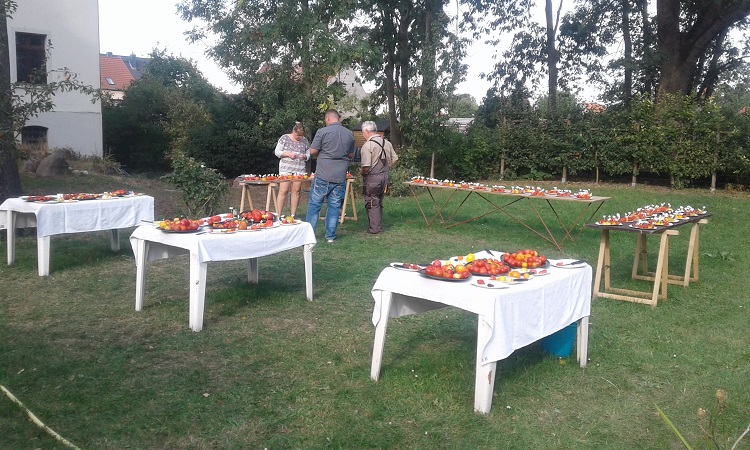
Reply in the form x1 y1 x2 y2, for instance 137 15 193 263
16 32 47 84
105 77 115 85
22 126 48 148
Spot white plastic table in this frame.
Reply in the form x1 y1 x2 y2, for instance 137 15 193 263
1 196 155 276
129 222 317 332
370 251 592 414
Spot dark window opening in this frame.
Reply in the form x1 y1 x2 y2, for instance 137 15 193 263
22 126 48 148
16 32 47 84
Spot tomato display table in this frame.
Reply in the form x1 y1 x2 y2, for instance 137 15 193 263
404 182 609 250
1 195 154 276
370 250 592 414
237 177 357 224
130 222 316 331
586 214 710 307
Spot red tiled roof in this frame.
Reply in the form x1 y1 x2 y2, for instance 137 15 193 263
100 55 135 91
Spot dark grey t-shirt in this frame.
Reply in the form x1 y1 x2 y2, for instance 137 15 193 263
310 122 355 183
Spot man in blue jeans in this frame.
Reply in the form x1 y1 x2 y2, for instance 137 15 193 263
305 109 355 242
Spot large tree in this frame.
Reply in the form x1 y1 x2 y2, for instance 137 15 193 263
178 0 356 133
656 0 750 97
1 0 21 202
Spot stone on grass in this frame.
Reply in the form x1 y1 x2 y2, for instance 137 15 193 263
36 151 70 177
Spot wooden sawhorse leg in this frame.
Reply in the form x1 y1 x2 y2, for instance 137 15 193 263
595 229 678 307
239 184 254 212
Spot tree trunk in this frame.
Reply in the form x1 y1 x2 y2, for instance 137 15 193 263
1 1 23 202
639 0 654 97
656 0 750 98
697 29 727 100
631 162 638 187
384 49 400 150
544 0 560 116
621 0 632 107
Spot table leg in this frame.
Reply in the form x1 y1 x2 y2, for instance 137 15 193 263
650 232 673 306
594 228 609 297
576 316 589 367
109 229 121 251
37 236 50 277
265 183 277 212
6 210 16 265
304 243 314 301
339 179 350 224
246 258 259 284
370 291 393 381
188 253 208 332
134 239 148 311
632 234 648 277
474 315 496 415
683 220 706 286
240 184 254 212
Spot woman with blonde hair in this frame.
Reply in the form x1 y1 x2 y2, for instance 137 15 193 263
274 122 310 218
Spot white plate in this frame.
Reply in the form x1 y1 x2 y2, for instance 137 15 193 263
280 220 303 226
471 279 510 289
389 262 423 272
209 228 239 234
527 268 551 276
549 259 587 269
19 196 29 200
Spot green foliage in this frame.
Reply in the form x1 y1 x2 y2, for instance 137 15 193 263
161 152 228 217
657 390 750 449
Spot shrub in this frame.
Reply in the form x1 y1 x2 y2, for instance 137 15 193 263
161 152 228 217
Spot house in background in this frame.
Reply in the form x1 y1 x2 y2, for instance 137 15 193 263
327 68 368 120
100 52 149 101
6 0 102 156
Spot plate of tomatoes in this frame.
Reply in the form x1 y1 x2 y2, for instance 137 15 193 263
471 279 511 289
420 260 471 281
390 262 424 272
465 258 510 277
502 249 549 269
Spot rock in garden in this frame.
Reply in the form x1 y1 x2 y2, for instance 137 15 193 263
36 151 69 177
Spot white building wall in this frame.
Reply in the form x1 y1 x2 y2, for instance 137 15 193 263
7 0 103 156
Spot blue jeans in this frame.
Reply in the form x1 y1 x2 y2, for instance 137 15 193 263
305 177 346 240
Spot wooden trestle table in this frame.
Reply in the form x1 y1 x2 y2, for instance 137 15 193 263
586 214 711 307
238 177 358 224
404 181 610 250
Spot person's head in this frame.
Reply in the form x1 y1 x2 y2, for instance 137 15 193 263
361 121 377 134
324 109 341 125
292 121 305 139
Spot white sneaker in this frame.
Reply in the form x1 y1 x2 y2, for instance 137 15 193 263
326 239 334 243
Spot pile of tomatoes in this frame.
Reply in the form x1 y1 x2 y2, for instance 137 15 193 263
423 260 471 280
465 258 510 276
502 249 547 268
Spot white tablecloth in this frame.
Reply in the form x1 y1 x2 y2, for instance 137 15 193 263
129 222 317 331
371 252 592 364
0 196 155 236
129 222 316 263
1 196 154 276
370 250 592 414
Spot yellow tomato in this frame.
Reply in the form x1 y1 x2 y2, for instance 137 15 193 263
466 253 475 263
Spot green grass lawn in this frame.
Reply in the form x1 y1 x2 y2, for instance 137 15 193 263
1 174 749 449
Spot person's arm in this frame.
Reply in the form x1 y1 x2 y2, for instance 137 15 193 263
303 139 311 160
360 141 372 175
389 142 399 167
274 138 286 158
309 131 322 157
